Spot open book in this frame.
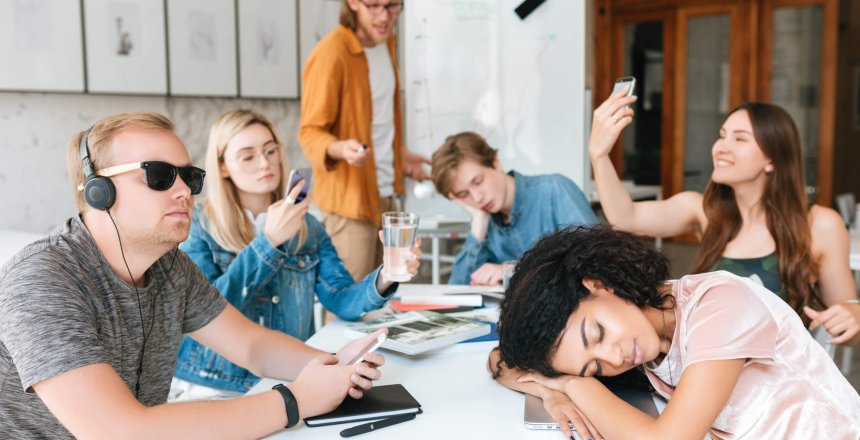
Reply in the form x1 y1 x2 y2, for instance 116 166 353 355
345 311 491 355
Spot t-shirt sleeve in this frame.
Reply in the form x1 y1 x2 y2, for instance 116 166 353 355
684 278 778 368
176 251 228 333
0 253 106 393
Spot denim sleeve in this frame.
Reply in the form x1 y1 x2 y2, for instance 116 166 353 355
447 233 494 285
552 178 598 226
313 225 392 321
179 222 286 307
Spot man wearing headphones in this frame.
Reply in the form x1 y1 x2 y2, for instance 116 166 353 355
0 112 385 439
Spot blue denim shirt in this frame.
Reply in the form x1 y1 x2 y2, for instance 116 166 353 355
448 171 597 284
174 205 395 392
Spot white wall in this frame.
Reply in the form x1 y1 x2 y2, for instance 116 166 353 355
0 92 305 233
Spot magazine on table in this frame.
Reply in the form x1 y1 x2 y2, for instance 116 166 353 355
344 311 491 355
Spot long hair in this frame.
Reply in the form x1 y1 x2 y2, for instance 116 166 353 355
202 109 307 254
690 102 823 314
498 225 671 378
339 0 357 30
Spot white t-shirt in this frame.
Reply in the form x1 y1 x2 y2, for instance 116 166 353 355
364 43 396 197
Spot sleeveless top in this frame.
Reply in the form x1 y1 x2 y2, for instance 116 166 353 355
713 252 785 301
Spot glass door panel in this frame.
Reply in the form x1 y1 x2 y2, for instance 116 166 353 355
682 14 731 192
622 21 663 185
769 6 823 197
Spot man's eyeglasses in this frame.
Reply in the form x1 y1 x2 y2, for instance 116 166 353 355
357 0 403 15
77 161 206 195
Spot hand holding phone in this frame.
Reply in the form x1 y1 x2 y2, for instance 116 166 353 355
286 167 312 203
338 328 388 365
588 76 637 162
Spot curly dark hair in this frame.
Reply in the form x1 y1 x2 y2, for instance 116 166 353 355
497 224 671 378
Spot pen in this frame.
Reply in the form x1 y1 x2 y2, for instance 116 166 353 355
339 413 416 438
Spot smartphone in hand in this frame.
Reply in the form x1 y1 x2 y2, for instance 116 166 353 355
612 76 636 97
286 167 312 203
341 331 387 365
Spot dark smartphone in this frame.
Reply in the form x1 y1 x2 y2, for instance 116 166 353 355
286 167 312 203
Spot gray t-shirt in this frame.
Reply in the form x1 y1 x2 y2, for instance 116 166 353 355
0 217 227 439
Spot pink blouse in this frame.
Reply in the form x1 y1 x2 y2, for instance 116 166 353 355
644 271 860 439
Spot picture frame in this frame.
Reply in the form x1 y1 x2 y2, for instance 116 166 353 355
83 0 167 94
238 0 299 99
298 0 341 75
0 0 85 92
167 0 237 97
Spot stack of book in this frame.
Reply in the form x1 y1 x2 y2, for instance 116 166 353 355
344 311 491 355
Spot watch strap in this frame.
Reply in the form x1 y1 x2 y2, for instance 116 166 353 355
272 383 299 428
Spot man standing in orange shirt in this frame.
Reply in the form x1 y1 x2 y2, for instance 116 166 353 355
299 0 430 280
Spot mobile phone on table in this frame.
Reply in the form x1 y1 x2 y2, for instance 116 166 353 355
342 331 387 365
612 76 636 97
286 167 312 203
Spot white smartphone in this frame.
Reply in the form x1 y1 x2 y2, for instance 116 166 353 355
342 331 387 365
612 76 636 97
286 167 312 203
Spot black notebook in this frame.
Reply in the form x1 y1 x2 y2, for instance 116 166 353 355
304 384 422 427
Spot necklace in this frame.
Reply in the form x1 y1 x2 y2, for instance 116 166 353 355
661 308 674 386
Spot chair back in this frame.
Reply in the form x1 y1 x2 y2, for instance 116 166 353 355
835 192 856 227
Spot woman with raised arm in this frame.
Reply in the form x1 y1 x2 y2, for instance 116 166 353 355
590 92 859 345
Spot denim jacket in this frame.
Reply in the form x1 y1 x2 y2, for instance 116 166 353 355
174 204 395 392
448 171 597 285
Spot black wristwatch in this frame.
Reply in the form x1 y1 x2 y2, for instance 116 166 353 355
272 384 299 428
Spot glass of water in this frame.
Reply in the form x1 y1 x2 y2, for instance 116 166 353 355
382 212 419 282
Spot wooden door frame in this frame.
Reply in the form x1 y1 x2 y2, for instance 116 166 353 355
595 5 675 196
759 0 838 206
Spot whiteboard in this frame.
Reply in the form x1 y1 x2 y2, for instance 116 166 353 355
404 0 587 220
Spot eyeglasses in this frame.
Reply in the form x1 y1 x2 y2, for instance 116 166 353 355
223 145 282 174
77 161 206 195
357 0 403 15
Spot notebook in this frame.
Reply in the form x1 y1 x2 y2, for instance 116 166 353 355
304 384 422 427
524 387 660 430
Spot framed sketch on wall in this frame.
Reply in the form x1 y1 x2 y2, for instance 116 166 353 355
298 0 341 76
83 0 167 94
167 0 237 97
0 0 85 92
238 0 299 98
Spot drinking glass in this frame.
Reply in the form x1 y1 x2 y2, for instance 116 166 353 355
382 212 419 282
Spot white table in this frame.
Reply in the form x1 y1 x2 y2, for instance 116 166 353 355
247 308 572 439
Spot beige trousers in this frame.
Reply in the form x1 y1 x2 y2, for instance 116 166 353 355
322 195 399 281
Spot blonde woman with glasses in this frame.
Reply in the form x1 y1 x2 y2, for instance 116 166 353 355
171 109 420 399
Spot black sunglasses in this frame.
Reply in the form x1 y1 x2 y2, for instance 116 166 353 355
93 161 206 194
